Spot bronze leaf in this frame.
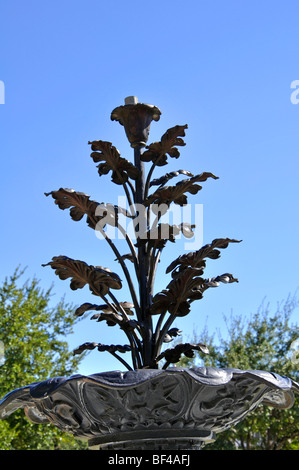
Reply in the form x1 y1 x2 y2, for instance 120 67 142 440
141 124 188 166
45 188 133 230
144 173 218 207
156 342 209 365
42 255 122 296
151 267 238 318
166 238 242 275
150 169 194 188
74 302 104 317
45 188 100 229
89 140 139 184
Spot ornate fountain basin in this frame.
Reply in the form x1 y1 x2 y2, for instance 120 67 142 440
0 367 298 450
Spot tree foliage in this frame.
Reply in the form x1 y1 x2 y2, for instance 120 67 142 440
0 268 88 449
178 295 299 450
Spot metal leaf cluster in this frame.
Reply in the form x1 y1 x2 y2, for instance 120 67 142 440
43 106 241 370
150 239 240 318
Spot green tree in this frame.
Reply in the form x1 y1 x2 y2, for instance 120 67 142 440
179 295 299 450
0 268 88 449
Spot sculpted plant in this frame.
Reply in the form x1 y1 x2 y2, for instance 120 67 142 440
44 98 240 370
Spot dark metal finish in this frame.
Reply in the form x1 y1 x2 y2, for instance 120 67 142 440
1 96 298 450
133 143 152 366
40 98 240 371
0 367 297 450
111 98 161 148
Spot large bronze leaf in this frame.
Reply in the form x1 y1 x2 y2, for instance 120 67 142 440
141 125 188 166
89 140 139 184
42 256 122 296
151 268 205 317
151 236 241 317
45 188 100 228
45 188 133 229
150 289 191 317
166 238 241 275
144 173 218 207
150 267 238 318
150 268 203 317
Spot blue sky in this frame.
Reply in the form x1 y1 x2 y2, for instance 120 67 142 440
0 1 298 375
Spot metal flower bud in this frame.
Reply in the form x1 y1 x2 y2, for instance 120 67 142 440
111 96 161 148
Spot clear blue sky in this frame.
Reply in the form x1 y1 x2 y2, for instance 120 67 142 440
0 1 298 375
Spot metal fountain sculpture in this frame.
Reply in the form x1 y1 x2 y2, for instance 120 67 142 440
0 97 298 450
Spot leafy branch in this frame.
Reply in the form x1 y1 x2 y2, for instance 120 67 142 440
44 115 241 371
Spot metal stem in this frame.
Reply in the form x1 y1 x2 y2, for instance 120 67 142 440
134 145 153 366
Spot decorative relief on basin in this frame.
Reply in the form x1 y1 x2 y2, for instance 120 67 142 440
1 367 297 449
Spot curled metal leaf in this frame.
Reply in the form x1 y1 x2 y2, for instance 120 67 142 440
74 302 104 317
145 173 218 207
97 343 131 353
91 312 123 327
156 342 209 365
73 342 131 356
73 342 98 355
151 265 238 318
204 273 239 287
89 140 139 184
166 238 242 275
45 188 100 229
150 169 194 188
116 253 135 263
150 289 191 317
150 267 205 317
163 328 182 343
42 256 122 296
141 125 188 166
167 328 182 337
45 188 132 229
75 301 134 319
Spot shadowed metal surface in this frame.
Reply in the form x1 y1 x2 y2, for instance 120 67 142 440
0 367 298 449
